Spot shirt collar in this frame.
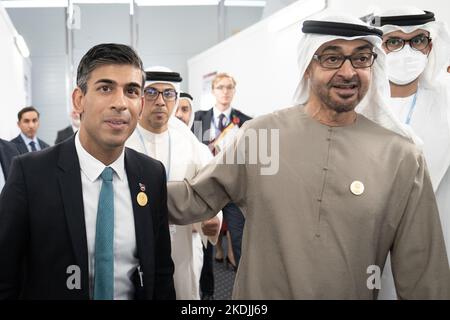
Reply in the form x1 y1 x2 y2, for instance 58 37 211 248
20 132 38 146
75 131 126 182
213 105 232 122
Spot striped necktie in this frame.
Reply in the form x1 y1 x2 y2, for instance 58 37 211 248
29 141 37 152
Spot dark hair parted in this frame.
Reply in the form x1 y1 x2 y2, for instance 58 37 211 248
18 106 40 121
76 43 145 94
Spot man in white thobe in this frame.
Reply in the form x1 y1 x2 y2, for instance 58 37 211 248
370 7 450 300
126 67 221 300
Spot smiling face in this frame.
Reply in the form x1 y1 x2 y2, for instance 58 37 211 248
306 39 373 113
72 64 144 161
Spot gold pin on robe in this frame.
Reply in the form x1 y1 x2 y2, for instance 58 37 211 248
350 181 364 196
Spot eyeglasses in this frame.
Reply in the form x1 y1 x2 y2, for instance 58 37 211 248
312 52 378 69
214 85 235 91
384 34 432 52
144 87 177 101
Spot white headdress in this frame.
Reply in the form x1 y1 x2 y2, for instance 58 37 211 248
144 66 189 131
293 14 417 143
372 7 450 89
179 91 195 129
144 66 182 118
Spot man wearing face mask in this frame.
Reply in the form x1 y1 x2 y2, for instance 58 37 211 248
370 7 450 299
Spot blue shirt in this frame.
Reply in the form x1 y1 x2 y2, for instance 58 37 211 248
20 132 41 152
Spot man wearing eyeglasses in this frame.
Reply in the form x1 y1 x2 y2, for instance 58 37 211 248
192 73 251 281
369 7 450 300
126 67 221 300
166 14 450 299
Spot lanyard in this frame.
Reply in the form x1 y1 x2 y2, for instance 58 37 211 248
136 128 171 180
405 93 418 125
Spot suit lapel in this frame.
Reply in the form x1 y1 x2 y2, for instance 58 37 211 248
203 109 213 144
124 149 154 265
57 138 89 292
0 145 8 177
16 136 28 154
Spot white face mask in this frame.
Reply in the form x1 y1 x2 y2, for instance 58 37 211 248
386 45 429 85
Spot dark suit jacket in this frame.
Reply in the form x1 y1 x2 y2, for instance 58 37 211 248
0 138 175 300
55 126 75 144
192 107 252 145
0 139 19 180
10 134 50 154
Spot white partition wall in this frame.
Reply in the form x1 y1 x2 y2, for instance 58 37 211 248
188 0 450 118
187 0 326 117
327 0 450 24
0 5 30 140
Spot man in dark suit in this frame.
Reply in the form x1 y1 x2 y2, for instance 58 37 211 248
55 110 80 144
0 139 19 193
192 73 251 299
0 43 175 300
10 106 50 154
55 126 73 144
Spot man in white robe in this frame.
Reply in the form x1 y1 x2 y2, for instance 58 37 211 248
165 15 450 299
126 67 221 300
369 7 450 300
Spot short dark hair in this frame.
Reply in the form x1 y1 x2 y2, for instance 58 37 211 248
76 43 145 94
18 106 39 121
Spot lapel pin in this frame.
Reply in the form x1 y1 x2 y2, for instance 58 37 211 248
137 191 148 207
137 184 148 207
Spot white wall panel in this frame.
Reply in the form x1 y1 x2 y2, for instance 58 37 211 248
188 0 450 118
31 56 67 145
188 0 325 116
0 5 28 140
6 4 263 144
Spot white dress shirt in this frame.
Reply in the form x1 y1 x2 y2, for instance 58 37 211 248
210 105 232 141
20 133 41 152
75 132 138 300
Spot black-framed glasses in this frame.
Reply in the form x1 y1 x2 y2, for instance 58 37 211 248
384 34 432 52
144 87 178 101
313 52 378 69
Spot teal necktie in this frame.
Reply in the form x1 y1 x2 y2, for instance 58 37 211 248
94 167 114 300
